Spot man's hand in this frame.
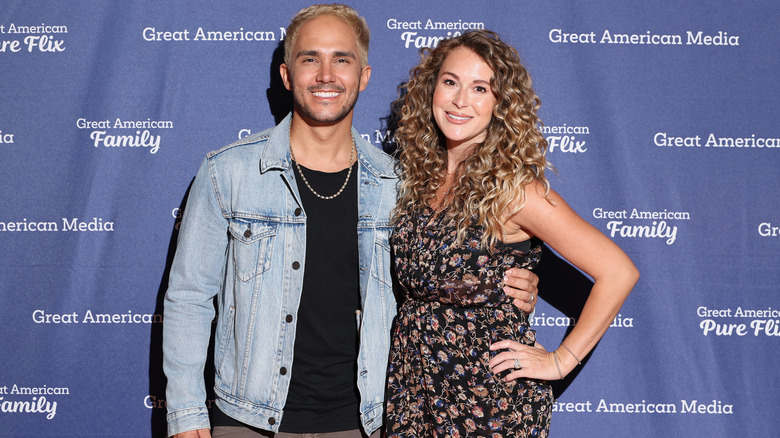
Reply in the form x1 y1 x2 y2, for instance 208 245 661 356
173 429 211 438
503 268 539 314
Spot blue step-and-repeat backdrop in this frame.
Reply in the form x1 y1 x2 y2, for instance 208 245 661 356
1 1 778 436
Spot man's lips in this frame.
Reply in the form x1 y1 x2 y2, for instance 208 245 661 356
309 87 345 98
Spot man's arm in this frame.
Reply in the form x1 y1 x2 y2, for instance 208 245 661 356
172 429 212 438
503 268 539 314
163 158 228 436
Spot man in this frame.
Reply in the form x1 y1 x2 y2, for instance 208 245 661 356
163 4 539 438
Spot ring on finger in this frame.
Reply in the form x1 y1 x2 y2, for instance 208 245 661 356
527 294 534 304
514 359 522 369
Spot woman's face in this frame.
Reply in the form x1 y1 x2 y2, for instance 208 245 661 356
432 47 497 151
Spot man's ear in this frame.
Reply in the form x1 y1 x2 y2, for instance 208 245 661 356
280 63 292 91
359 64 371 92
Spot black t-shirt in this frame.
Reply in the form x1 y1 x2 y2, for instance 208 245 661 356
212 162 361 432
280 161 361 432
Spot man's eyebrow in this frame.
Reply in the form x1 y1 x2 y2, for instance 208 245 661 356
295 50 319 59
295 50 356 59
333 51 357 59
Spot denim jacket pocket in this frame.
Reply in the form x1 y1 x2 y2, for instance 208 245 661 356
228 218 277 282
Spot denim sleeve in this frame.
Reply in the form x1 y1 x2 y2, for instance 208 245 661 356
162 157 228 435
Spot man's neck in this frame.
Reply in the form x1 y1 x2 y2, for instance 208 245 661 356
289 111 356 172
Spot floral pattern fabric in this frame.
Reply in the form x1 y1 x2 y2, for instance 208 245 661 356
386 208 553 437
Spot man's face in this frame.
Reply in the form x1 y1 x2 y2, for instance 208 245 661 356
281 15 371 125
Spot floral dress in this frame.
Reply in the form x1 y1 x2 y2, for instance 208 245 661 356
386 208 553 437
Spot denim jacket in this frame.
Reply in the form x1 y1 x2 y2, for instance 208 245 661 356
163 114 398 436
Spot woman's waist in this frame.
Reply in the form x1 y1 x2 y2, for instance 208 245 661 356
395 298 534 342
399 296 524 318
399 281 512 307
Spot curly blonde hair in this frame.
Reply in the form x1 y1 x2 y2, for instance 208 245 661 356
393 30 551 251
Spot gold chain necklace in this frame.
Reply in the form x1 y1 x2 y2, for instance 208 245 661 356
289 135 355 200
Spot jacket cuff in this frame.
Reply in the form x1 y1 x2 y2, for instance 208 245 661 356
167 406 210 437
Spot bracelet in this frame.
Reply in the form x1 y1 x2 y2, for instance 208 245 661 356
561 342 582 365
552 351 564 380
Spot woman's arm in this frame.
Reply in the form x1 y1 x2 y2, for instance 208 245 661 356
490 181 639 380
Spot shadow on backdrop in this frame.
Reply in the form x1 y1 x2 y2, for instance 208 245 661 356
534 244 595 397
378 83 406 157
267 42 293 125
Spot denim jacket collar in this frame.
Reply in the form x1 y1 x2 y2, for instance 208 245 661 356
257 113 396 179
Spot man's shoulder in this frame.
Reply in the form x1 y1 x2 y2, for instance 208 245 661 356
206 126 275 161
354 133 397 179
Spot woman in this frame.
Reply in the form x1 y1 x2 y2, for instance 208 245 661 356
385 30 639 437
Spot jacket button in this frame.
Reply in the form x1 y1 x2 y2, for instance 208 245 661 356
294 207 302 216
243 229 252 238
286 314 293 323
268 417 276 425
280 367 287 375
292 261 300 270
